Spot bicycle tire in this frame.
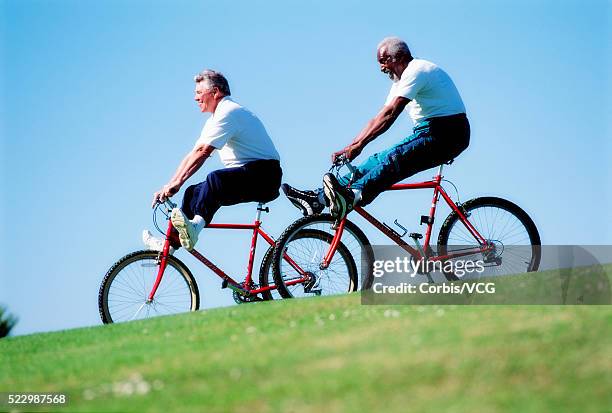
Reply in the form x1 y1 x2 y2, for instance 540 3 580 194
272 227 360 298
99 250 200 324
258 244 279 301
437 197 541 281
275 214 374 290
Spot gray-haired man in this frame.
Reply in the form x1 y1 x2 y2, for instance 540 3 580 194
147 70 282 251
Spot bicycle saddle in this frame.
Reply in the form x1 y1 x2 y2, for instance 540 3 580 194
253 188 280 203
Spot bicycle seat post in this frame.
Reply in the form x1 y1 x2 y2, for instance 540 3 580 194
255 202 269 223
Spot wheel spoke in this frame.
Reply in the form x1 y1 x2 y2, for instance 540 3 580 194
101 252 197 323
275 227 358 298
439 198 540 280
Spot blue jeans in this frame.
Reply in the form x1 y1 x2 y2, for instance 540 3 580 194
341 113 470 205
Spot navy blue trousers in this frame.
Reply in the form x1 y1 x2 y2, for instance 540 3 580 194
182 159 282 224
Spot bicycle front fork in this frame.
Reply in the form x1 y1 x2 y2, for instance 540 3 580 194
147 221 176 301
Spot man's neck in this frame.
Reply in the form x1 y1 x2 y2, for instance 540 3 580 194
401 56 414 70
394 56 413 79
210 95 228 114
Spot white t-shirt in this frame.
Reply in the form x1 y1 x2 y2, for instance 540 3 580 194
195 97 280 168
385 58 466 124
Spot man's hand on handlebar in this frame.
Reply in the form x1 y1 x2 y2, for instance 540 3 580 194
151 181 181 208
151 191 167 208
331 144 362 165
331 149 347 165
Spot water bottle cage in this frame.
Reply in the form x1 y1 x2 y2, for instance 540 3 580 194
383 219 408 238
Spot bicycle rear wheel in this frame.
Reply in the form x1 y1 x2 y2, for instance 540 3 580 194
258 244 282 301
437 197 541 281
99 250 199 324
272 228 358 298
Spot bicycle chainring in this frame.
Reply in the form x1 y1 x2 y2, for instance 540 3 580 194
232 284 263 304
409 246 436 275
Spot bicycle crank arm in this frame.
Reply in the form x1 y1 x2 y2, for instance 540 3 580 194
226 282 250 296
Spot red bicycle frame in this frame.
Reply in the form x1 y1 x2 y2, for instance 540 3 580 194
147 203 307 302
321 164 492 268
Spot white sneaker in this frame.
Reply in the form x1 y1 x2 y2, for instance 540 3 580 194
170 208 199 251
142 230 175 255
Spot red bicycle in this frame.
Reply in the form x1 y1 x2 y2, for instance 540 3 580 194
271 159 541 297
98 200 357 323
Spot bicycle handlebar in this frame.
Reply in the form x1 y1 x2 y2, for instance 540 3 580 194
333 154 357 175
155 198 177 211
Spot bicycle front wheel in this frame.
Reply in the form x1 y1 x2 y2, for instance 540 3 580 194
437 197 541 281
272 228 358 298
99 250 200 324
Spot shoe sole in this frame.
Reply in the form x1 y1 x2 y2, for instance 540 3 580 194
171 209 198 251
323 175 347 219
283 184 323 216
288 198 310 216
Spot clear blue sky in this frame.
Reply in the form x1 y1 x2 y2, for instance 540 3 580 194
1 0 610 336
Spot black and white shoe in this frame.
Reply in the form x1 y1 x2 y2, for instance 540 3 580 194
281 183 325 216
322 173 355 223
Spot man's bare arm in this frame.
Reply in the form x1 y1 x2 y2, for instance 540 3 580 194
333 96 410 162
167 155 192 186
151 143 216 207
171 143 216 187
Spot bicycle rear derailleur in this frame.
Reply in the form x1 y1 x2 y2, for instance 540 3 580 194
303 272 322 296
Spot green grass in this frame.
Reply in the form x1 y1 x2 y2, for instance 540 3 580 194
1 266 612 413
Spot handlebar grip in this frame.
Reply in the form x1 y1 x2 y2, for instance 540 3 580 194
333 153 350 165
332 154 357 173
156 199 177 209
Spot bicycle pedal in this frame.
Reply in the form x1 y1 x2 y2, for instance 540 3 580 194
409 233 423 240
221 279 229 289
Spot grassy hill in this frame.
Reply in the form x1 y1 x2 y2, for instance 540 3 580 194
1 266 611 413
